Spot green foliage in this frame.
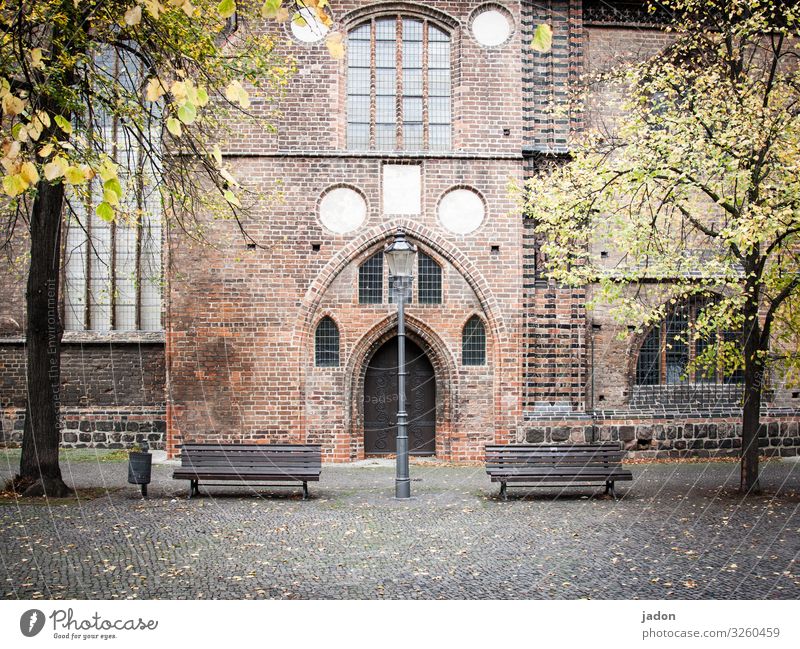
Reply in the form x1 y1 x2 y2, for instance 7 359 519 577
521 0 800 383
0 1 343 228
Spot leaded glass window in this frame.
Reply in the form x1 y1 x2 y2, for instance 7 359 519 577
346 17 451 151
315 317 340 367
462 316 486 366
635 325 661 385
634 297 744 385
417 252 442 304
358 252 384 304
63 46 162 332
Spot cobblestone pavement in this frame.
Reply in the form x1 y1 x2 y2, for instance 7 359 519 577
1 454 798 599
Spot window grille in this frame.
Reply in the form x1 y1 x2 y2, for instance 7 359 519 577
635 326 661 385
346 17 451 151
315 317 340 367
63 47 162 332
462 316 486 366
358 252 384 304
417 252 442 304
634 297 744 385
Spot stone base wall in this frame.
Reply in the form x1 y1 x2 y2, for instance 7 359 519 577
521 412 800 458
1 407 166 450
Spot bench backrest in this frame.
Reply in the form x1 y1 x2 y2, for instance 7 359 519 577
178 444 322 471
485 443 626 468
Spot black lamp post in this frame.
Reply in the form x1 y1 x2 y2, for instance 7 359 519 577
384 230 417 499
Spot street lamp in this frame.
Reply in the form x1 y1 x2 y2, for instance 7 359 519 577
384 230 417 499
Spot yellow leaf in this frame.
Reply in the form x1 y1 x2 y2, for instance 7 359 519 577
65 166 87 185
97 157 118 182
2 174 29 197
531 23 553 53
38 144 54 158
170 80 188 103
124 5 143 26
178 102 196 125
20 162 39 185
142 0 163 18
145 78 166 102
0 158 19 174
43 157 67 181
211 145 223 167
2 94 25 116
31 48 45 69
96 202 115 222
223 190 241 208
166 116 182 137
54 114 72 134
220 168 239 187
103 187 120 206
3 140 21 159
224 80 242 103
181 1 195 17
326 32 344 60
217 0 236 20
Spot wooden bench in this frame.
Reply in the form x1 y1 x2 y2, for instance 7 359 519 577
485 442 632 500
173 443 322 500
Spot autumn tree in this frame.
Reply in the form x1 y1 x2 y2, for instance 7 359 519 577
0 0 337 496
522 0 800 493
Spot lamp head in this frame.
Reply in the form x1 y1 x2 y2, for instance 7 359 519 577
383 230 417 278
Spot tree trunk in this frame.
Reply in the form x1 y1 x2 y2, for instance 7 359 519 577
740 287 762 495
13 178 71 497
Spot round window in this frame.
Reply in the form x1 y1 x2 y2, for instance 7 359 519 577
319 187 367 234
437 188 485 235
471 9 512 47
290 8 330 43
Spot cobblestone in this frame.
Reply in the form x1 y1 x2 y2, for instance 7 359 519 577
1 457 798 599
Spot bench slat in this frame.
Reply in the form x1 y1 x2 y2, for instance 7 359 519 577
491 472 633 480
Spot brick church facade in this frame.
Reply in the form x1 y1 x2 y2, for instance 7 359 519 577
1 1 799 460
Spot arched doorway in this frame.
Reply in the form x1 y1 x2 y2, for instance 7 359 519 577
364 337 436 455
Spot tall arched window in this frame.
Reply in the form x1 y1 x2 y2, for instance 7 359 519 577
315 317 340 367
462 316 486 366
347 16 451 151
635 297 743 385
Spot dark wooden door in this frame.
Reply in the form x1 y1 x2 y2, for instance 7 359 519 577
364 337 436 455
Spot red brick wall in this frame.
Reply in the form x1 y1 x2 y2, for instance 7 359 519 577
166 155 523 461
166 1 527 460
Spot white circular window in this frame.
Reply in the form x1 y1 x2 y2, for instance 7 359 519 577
290 8 330 43
319 187 367 234
438 188 485 235
471 8 512 47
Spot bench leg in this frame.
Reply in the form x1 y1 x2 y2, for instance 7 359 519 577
607 481 617 501
500 482 507 500
188 479 199 500
302 482 309 500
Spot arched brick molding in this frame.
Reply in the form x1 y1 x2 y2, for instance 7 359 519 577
341 2 460 31
294 220 510 454
294 219 505 345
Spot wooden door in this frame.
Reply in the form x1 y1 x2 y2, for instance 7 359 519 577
364 337 435 455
